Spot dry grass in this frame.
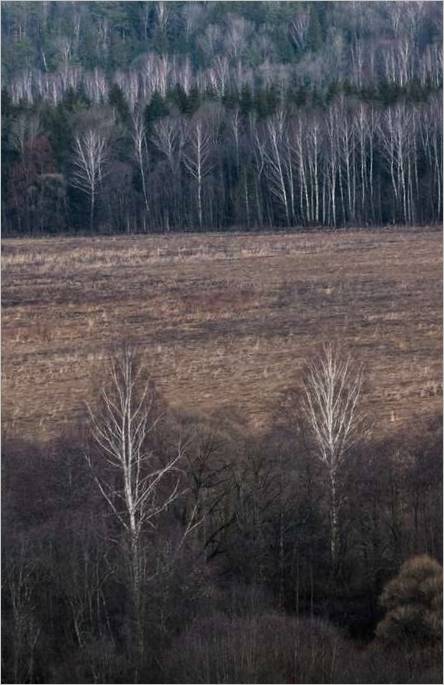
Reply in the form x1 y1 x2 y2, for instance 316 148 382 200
2 228 442 443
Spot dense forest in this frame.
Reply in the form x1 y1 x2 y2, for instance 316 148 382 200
1 1 442 234
2 344 443 683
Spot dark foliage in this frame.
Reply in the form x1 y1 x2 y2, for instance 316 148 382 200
2 406 442 683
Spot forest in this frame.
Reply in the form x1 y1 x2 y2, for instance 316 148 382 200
2 343 443 683
1 1 443 234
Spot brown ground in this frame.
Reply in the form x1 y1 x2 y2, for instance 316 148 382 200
2 228 442 444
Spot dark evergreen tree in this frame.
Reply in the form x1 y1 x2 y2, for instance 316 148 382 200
108 83 130 125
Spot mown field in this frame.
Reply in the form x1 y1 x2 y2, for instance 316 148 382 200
2 228 442 444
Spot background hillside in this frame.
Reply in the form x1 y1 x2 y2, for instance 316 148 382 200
1 1 442 234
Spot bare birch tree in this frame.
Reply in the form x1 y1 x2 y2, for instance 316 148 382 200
378 104 414 224
325 107 340 226
289 114 311 225
302 344 366 569
183 112 215 229
131 108 150 225
151 115 184 229
85 345 184 678
71 125 111 231
262 111 292 226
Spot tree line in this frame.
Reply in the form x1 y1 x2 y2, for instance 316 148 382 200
2 345 442 683
2 87 442 235
1 0 442 235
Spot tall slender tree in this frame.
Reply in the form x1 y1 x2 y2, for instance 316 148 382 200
71 126 110 231
85 346 184 680
302 344 366 570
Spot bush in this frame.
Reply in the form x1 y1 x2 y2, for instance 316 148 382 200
351 643 443 684
376 555 443 648
165 612 349 683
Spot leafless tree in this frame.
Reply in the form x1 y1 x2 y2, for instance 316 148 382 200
183 111 216 229
151 116 184 176
206 55 229 97
179 421 235 562
55 35 72 75
420 96 442 221
325 105 341 226
96 16 110 62
71 125 110 231
198 23 222 59
84 346 184 677
354 103 376 221
261 111 292 225
4 539 41 684
83 67 108 104
131 108 150 224
155 1 170 34
289 113 311 225
139 52 172 99
378 104 414 223
151 115 185 229
335 99 357 223
223 15 252 61
229 108 241 173
11 113 41 157
302 344 366 569
289 11 310 52
249 114 266 227
183 2 204 40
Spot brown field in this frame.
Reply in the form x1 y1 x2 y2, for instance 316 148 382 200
2 228 442 444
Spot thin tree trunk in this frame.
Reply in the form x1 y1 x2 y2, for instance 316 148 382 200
330 469 338 572
197 171 202 229
90 191 95 232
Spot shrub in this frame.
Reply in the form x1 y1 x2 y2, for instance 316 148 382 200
165 612 349 683
376 555 443 648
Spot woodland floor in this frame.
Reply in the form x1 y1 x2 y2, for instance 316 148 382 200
2 227 442 443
